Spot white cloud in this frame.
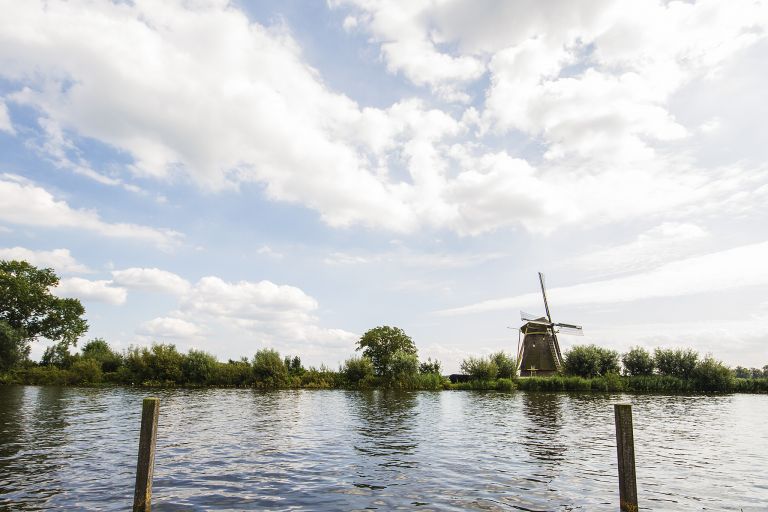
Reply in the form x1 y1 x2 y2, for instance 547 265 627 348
332 0 485 100
111 267 191 295
439 240 768 315
136 275 356 358
0 246 89 273
180 276 319 327
324 247 504 268
0 99 13 134
0 0 765 239
137 316 201 339
570 222 710 277
56 277 127 305
0 174 182 248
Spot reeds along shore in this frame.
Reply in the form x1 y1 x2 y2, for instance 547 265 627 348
1 339 766 393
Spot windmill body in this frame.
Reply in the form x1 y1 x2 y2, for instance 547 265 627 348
516 273 582 377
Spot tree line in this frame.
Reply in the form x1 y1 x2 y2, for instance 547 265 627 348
1 259 766 392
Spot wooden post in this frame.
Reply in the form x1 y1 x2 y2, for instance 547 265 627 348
614 403 638 512
133 397 160 512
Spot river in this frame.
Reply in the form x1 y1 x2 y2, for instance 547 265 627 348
0 386 766 510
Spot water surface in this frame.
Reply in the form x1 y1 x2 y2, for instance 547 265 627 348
1 387 766 510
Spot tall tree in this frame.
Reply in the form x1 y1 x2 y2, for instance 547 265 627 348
356 326 417 378
0 260 88 370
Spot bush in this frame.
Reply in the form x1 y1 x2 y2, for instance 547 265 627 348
564 345 619 378
654 348 698 379
252 348 289 387
490 351 517 379
71 358 103 384
301 365 338 388
342 356 375 385
182 349 219 385
216 358 253 386
81 338 122 373
622 346 654 376
460 356 498 381
692 356 733 392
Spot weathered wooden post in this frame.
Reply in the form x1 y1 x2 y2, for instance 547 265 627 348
133 397 160 512
614 403 638 512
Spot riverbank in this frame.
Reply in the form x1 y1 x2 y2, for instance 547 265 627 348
3 367 767 393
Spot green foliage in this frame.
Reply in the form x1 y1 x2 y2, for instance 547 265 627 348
654 348 698 379
81 338 122 372
217 358 253 387
0 260 88 370
284 355 305 376
622 346 654 376
70 357 103 384
490 351 517 379
252 348 289 387
0 320 29 371
41 341 75 368
341 356 375 386
692 356 734 392
300 365 338 388
419 357 442 375
182 349 219 385
389 349 418 382
564 344 620 378
356 326 417 378
734 366 767 379
460 355 498 381
123 343 184 384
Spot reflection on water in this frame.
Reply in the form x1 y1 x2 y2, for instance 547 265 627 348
521 392 566 463
0 386 766 511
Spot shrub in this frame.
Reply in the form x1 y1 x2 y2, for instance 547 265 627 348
460 355 498 381
622 346 654 376
71 357 103 384
692 356 733 392
654 348 698 379
564 345 619 378
252 348 289 387
302 365 339 388
216 358 253 386
490 351 517 379
342 356 375 385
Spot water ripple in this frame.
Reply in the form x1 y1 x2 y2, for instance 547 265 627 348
0 387 766 510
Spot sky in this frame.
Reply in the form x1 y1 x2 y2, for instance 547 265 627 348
1 0 767 372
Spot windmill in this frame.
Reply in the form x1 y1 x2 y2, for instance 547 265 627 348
516 272 583 377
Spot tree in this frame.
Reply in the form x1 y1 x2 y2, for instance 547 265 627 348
81 338 122 372
252 348 289 387
0 260 87 369
490 351 517 379
419 357 442 375
182 349 219 385
356 326 418 378
654 348 698 379
622 346 654 376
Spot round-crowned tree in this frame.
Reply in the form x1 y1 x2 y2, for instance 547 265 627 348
0 260 88 370
356 326 417 379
